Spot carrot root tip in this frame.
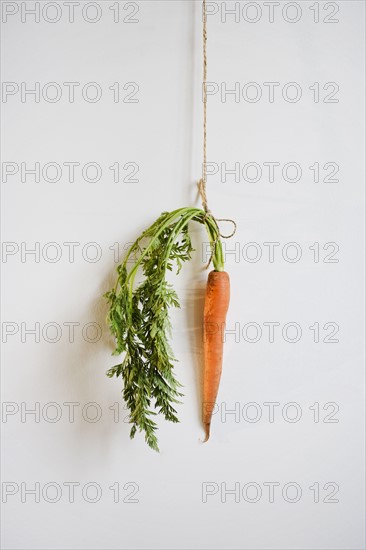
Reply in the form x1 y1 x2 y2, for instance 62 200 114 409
202 424 210 443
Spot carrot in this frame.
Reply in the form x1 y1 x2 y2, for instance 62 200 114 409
202 270 230 441
106 207 232 451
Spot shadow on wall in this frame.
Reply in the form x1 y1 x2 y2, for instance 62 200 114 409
44 266 132 461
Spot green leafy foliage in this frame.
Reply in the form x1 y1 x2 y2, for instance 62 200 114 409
104 207 223 451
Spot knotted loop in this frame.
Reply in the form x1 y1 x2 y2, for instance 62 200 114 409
198 180 237 239
198 178 237 270
215 218 237 239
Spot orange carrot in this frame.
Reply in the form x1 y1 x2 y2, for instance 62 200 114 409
202 270 230 441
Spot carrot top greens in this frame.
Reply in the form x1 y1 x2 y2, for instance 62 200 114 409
104 207 224 451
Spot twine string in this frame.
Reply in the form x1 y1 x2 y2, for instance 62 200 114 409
198 0 237 266
201 0 208 206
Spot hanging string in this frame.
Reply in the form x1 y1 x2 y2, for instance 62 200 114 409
198 0 237 245
198 0 209 214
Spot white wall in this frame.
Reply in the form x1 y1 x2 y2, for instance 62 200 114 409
1 1 365 549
